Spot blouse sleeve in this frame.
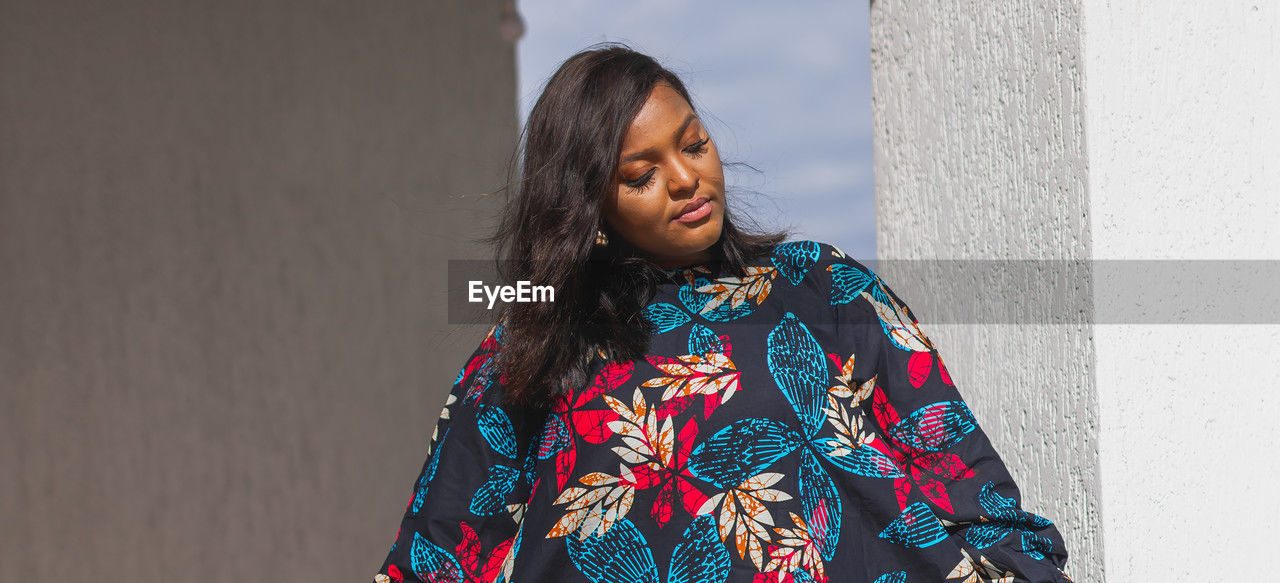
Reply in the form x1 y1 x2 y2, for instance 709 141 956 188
372 318 547 583
822 248 1072 583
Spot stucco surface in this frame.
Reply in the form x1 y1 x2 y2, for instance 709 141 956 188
869 2 1102 581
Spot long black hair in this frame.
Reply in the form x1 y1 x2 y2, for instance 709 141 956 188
480 43 790 408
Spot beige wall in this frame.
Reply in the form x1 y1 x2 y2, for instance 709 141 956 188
0 2 517 581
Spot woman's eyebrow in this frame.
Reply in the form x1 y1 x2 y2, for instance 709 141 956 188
619 113 698 164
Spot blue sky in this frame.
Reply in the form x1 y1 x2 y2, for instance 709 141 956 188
514 0 876 260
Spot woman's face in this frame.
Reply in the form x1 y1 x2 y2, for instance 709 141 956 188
603 82 725 270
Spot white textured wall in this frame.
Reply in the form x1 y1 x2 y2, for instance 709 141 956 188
869 2 1102 582
1082 2 1280 581
872 1 1280 582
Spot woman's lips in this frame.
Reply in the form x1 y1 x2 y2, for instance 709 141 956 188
673 198 712 223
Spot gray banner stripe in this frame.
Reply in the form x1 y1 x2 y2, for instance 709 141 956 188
448 259 1280 325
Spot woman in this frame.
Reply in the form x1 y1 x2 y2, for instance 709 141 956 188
372 44 1071 583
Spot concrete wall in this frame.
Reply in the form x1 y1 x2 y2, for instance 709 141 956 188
871 1 1280 581
1082 2 1280 581
869 2 1102 581
0 2 517 581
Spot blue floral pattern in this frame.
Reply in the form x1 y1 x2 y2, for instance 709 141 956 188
372 241 1071 583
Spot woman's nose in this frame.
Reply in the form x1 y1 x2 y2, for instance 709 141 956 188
667 159 699 196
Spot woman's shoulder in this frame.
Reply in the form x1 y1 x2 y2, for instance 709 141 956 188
762 239 877 287
760 239 898 330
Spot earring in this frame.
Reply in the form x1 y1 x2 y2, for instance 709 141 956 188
594 228 609 246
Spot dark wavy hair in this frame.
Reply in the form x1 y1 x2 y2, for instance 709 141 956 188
480 42 790 408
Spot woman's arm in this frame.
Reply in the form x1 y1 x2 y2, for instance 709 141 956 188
823 247 1072 583
372 319 546 583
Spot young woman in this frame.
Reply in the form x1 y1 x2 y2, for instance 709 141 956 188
372 44 1071 583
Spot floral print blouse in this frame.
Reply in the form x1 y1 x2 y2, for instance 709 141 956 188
372 240 1071 583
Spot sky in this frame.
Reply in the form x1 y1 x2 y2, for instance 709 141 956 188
514 0 877 261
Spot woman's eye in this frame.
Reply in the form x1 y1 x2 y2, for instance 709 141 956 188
625 169 656 193
685 136 710 157
622 137 710 194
